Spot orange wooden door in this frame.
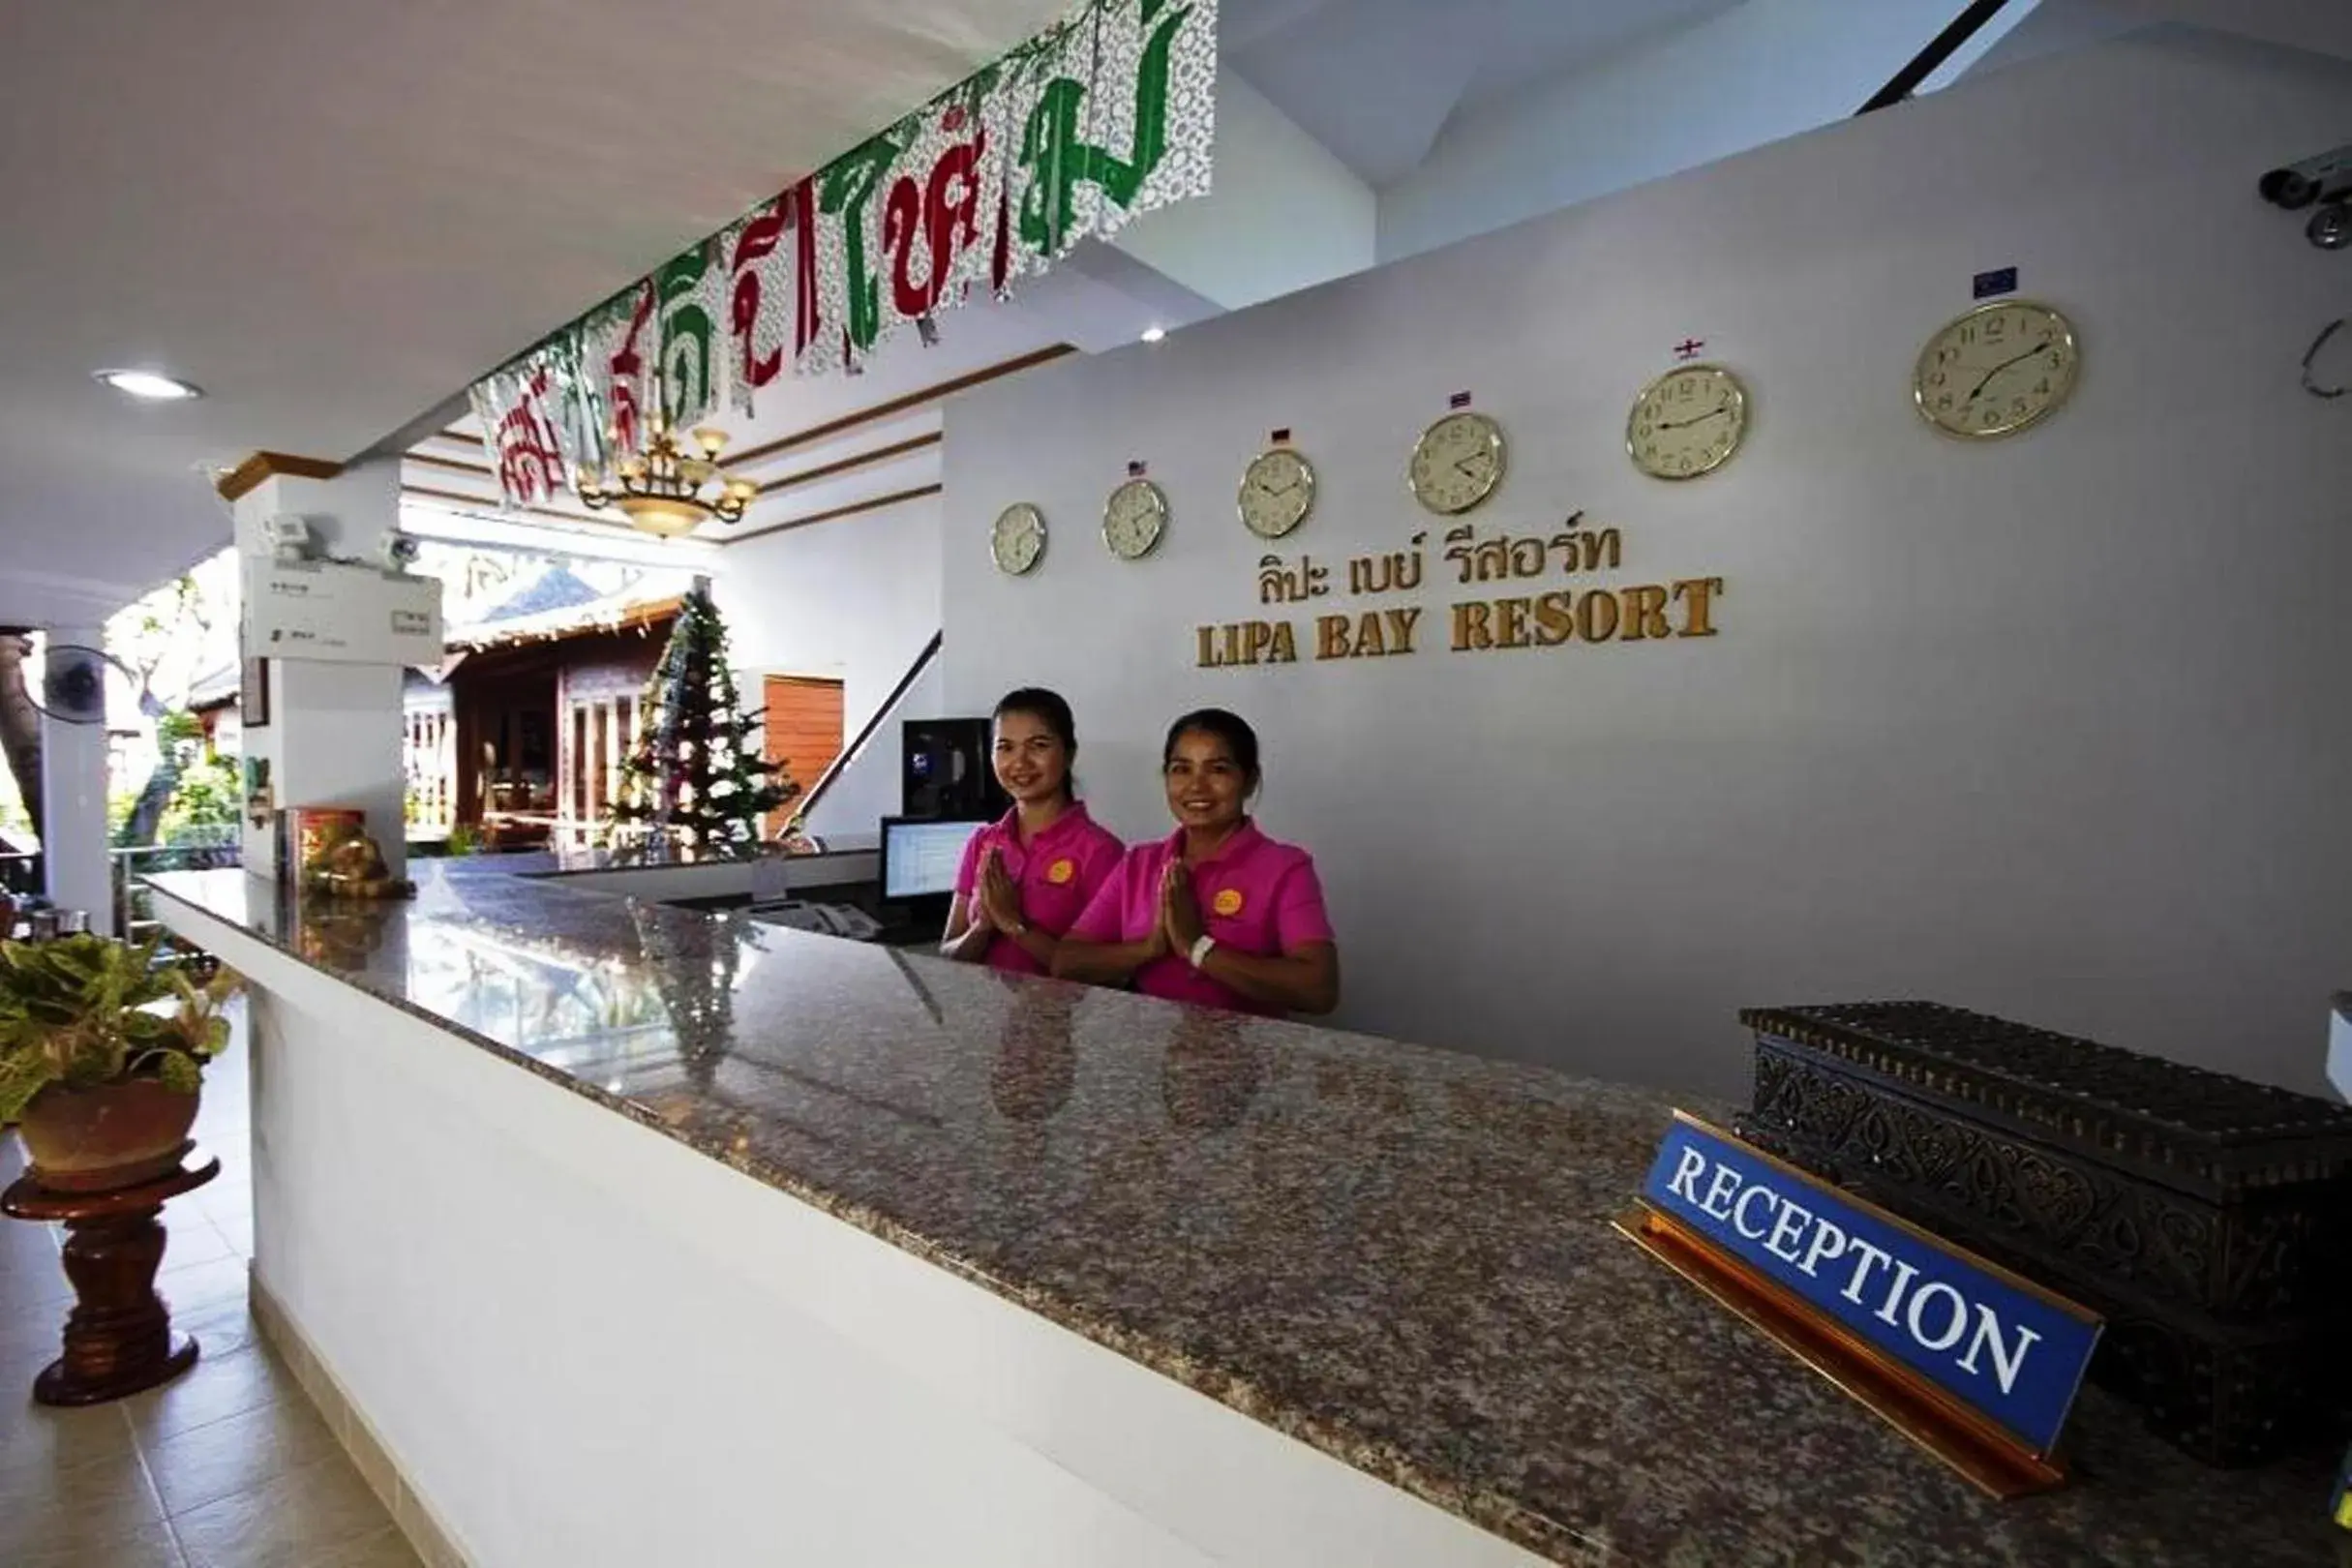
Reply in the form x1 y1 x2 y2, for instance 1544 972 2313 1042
763 675 844 831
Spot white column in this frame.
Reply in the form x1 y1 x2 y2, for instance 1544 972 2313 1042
40 622 114 935
231 458 430 883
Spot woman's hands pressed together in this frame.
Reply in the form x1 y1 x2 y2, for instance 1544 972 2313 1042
1160 860 1202 955
979 846 1025 934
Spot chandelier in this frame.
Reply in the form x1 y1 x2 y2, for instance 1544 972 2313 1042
575 407 757 539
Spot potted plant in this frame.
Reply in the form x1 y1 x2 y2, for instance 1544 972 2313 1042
0 934 238 1191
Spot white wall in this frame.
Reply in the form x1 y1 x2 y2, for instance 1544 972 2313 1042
942 31 2352 1101
1112 68 1378 312
1375 0 1973 264
714 497 946 841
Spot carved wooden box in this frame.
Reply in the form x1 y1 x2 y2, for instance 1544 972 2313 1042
1734 1000 2352 1467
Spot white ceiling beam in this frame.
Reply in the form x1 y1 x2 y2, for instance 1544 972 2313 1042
1104 67 1377 314
399 498 720 569
2117 0 2352 59
1375 0 2000 265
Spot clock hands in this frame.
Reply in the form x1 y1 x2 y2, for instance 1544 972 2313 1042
1659 400 1732 431
1966 340 2050 403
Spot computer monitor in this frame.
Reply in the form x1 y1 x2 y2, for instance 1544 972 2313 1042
877 815 988 922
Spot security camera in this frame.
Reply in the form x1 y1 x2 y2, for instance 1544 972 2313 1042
2257 142 2352 207
2258 167 2327 210
264 513 315 562
2258 142 2352 226
379 531 421 571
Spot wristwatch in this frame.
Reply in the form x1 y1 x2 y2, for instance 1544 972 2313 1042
1188 934 1217 970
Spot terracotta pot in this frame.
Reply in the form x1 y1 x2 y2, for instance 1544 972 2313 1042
17 1078 200 1192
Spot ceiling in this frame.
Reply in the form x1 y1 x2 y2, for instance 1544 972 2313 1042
20 0 2348 623
0 0 1070 627
1221 0 1741 185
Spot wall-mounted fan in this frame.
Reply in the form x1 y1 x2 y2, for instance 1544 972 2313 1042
30 644 123 726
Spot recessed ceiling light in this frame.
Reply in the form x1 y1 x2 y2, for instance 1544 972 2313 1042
95 369 203 402
1139 326 1167 344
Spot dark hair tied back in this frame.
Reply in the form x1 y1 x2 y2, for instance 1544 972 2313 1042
1162 708 1262 794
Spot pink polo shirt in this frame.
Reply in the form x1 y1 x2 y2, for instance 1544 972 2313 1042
1068 822 1335 1016
952 801 1125 976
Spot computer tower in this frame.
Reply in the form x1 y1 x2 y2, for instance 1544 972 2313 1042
901 717 1006 821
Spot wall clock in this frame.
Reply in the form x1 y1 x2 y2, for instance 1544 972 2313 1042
990 502 1046 576
1102 477 1168 559
1238 447 1315 539
1628 364 1750 480
1408 410 1507 515
1914 300 2079 439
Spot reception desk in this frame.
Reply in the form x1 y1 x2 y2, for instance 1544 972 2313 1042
144 864 2336 1568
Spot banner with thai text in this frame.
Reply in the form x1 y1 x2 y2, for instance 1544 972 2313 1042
470 0 1217 511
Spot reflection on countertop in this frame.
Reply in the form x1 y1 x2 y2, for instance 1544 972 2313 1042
140 864 2337 1568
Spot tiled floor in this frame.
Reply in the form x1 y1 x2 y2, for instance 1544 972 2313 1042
0 1016 420 1568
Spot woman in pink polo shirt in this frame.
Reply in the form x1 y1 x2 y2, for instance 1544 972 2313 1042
941 687 1125 976
1054 709 1340 1017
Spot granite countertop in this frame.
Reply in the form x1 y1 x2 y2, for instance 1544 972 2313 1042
142 865 2339 1568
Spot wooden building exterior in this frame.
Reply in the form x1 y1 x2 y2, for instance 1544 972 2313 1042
404 598 678 848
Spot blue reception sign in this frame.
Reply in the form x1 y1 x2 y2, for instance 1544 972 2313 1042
1639 1115 2102 1456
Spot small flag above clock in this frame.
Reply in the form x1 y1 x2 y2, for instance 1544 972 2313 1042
1974 267 2019 299
1449 391 1472 408
1270 428 1291 443
1127 460 1147 477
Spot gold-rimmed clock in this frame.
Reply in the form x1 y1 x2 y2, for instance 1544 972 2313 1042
1628 364 1750 480
1102 476 1167 560
1914 300 2079 439
1408 410 1506 516
990 502 1045 576
1238 446 1314 539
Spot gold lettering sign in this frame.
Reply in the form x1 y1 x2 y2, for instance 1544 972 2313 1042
1196 620 1299 667
1313 608 1423 660
1198 512 1727 669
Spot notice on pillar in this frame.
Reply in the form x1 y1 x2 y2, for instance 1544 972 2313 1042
244 558 444 666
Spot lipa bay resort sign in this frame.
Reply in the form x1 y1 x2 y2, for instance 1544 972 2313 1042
1195 516 1727 668
1620 1114 2103 1497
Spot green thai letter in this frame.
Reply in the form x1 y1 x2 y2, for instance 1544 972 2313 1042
821 134 907 354
1017 3 1192 255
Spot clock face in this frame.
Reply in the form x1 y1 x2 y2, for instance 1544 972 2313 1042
1101 478 1167 560
1628 364 1749 480
1914 300 2079 439
1238 448 1314 539
1408 410 1506 516
989 502 1045 576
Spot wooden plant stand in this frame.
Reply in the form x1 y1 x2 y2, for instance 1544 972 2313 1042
1 1145 222 1405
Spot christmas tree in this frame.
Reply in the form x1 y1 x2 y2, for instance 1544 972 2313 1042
607 579 798 852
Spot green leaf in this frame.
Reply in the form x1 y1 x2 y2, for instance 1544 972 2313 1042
155 1051 202 1095
0 1054 59 1125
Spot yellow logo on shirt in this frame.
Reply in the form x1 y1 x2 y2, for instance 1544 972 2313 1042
1046 859 1076 885
1212 888 1245 918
